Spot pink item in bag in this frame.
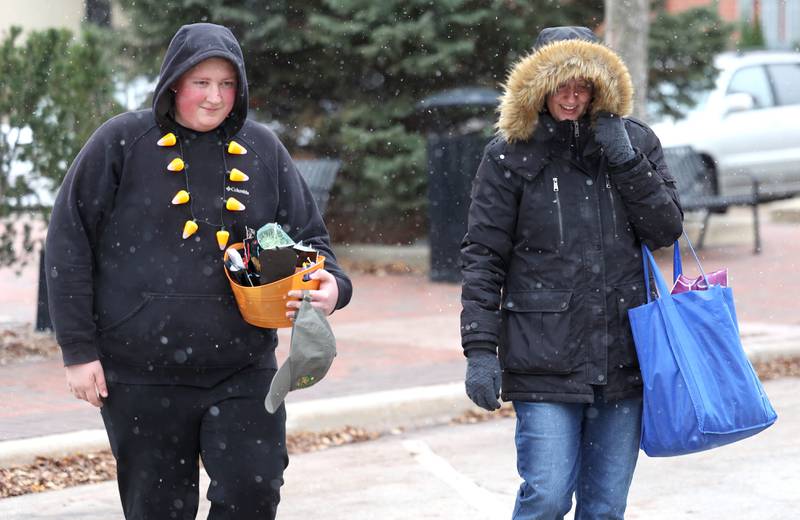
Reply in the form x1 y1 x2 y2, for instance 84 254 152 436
671 268 728 294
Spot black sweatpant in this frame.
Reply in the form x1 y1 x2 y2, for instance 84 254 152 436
100 368 288 520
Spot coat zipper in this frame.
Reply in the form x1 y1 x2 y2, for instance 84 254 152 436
553 176 565 246
571 121 580 160
605 173 619 239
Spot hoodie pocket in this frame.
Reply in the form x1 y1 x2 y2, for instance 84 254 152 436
98 292 273 368
500 290 578 374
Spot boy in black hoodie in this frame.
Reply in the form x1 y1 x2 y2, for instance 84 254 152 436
46 23 352 519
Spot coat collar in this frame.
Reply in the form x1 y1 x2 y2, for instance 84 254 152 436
492 114 602 180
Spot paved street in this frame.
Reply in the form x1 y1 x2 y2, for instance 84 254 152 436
1 377 798 519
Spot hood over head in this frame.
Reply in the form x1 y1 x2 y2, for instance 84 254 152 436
498 26 633 143
153 23 248 136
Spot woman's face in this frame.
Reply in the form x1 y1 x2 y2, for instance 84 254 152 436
546 78 593 121
173 57 237 132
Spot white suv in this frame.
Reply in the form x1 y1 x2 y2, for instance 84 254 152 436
651 51 800 197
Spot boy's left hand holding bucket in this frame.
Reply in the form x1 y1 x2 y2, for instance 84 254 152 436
286 268 339 318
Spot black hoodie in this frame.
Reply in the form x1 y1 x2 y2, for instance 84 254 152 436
46 23 352 386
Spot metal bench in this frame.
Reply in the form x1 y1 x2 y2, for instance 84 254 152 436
662 145 798 254
294 158 341 216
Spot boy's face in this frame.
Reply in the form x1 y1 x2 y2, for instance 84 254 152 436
546 78 593 122
173 57 237 132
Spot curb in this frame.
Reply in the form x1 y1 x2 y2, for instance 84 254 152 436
0 430 109 468
336 243 429 270
768 197 800 224
0 382 472 468
286 382 470 433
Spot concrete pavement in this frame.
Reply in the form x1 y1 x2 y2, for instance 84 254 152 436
1 377 798 519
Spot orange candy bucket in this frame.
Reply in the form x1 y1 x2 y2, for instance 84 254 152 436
223 243 325 329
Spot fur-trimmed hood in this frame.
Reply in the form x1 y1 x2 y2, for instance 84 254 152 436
498 26 633 143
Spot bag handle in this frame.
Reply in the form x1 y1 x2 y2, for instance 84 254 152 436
642 245 671 303
673 241 682 283
673 231 708 284
645 232 709 302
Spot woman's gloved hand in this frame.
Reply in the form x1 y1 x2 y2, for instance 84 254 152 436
595 112 635 166
465 349 502 411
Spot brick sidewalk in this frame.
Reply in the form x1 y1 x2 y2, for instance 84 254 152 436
1 215 798 441
684 219 800 326
0 272 465 441
0 261 38 325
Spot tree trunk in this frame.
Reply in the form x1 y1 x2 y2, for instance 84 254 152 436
605 0 650 121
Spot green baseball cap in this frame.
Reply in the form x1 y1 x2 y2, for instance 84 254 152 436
265 292 336 413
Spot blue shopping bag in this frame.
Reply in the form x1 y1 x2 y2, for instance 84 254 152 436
628 238 777 457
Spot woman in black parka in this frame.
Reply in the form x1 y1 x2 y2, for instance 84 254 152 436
461 27 682 519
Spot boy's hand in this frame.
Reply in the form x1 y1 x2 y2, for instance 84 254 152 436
286 268 339 318
65 360 108 408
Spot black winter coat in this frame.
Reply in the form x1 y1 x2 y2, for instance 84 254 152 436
460 31 682 403
461 115 682 403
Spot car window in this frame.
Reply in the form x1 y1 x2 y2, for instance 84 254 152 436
767 63 800 106
726 65 774 108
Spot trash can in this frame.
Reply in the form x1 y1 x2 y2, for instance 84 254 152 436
417 88 499 283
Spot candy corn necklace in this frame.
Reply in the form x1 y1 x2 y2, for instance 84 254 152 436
158 132 249 250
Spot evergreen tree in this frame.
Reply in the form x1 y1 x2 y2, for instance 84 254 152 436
738 13 765 50
0 26 121 266
117 2 733 241
116 0 605 242
0 2 735 253
648 5 733 120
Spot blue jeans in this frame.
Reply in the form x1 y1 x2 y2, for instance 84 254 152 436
512 390 642 520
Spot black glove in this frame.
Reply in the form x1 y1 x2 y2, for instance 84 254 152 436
465 349 501 411
595 112 635 166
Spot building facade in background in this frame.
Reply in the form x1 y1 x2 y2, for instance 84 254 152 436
3 1 796 50
0 0 116 34
760 0 800 48
667 0 799 49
